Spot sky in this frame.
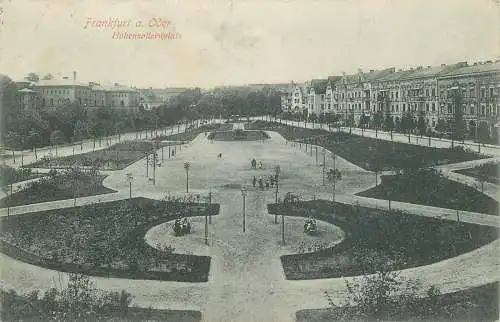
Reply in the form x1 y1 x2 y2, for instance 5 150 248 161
0 0 499 88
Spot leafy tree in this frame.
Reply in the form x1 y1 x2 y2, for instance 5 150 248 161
25 72 40 82
477 121 490 144
417 111 427 136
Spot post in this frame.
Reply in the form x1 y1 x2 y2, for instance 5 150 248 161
129 181 132 199
315 147 318 164
242 194 246 232
205 214 208 245
169 146 171 159
209 189 212 224
8 183 13 216
322 151 326 186
146 154 149 177
275 185 278 224
162 146 164 161
281 214 285 245
153 152 156 185
12 151 15 164
21 153 23 167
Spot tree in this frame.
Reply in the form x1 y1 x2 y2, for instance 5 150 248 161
42 73 54 80
25 72 40 82
477 121 490 144
417 111 426 137
477 163 491 193
373 110 384 133
327 168 342 204
384 112 394 139
452 87 465 141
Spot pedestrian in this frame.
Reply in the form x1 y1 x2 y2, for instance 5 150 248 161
259 161 263 169
258 177 264 190
252 176 257 188
265 180 270 189
270 175 275 187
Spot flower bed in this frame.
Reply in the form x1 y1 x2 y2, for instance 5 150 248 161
0 197 219 282
28 140 174 170
269 200 498 280
246 121 487 171
296 282 499 322
358 169 499 216
0 168 115 207
455 162 500 185
156 124 222 142
207 130 269 141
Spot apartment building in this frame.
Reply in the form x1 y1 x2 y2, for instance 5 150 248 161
281 60 500 131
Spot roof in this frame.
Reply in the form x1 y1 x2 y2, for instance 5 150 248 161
327 76 342 87
18 88 36 93
363 68 395 82
92 84 137 92
377 69 417 82
310 79 328 94
439 61 500 78
37 78 89 87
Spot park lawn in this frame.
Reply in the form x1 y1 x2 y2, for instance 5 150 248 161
0 197 219 282
455 162 500 185
27 141 174 170
269 200 498 280
1 289 202 322
246 121 487 171
357 172 499 216
296 282 499 322
0 173 115 208
207 130 270 141
156 123 222 142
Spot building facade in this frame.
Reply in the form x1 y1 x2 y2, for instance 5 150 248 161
280 60 500 131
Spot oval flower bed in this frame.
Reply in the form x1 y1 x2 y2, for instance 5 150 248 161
0 197 219 282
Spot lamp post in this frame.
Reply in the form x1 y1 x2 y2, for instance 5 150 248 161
126 173 134 199
274 165 280 224
208 188 212 224
241 186 247 232
184 162 190 193
322 148 326 186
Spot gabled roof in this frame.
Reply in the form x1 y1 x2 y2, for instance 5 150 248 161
377 69 416 82
363 68 395 82
327 76 342 87
439 61 500 78
310 79 328 94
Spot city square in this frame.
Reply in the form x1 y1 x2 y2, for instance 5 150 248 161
1 1 500 321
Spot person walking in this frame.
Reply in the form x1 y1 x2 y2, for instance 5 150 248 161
259 161 263 169
252 176 257 188
265 180 270 189
258 177 264 190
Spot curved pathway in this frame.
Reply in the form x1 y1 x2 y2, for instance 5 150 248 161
0 122 498 321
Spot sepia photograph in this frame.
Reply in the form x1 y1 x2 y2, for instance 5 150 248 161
0 0 499 321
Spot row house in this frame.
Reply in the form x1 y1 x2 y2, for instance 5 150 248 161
437 61 500 133
306 79 328 116
281 60 499 131
280 82 307 115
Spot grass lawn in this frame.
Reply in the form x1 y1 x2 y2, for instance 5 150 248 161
455 162 500 185
1 289 202 322
246 121 487 171
156 124 223 142
207 130 270 141
357 170 499 216
269 200 498 280
0 170 115 208
28 140 174 170
296 282 499 322
0 197 219 282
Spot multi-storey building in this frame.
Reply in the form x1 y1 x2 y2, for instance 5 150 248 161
281 60 500 132
37 76 92 108
437 61 500 134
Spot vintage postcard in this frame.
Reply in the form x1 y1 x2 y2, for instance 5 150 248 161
0 0 499 321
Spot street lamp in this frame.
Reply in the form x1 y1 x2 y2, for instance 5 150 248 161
184 162 190 193
241 186 247 232
322 148 326 186
274 165 280 224
126 173 134 199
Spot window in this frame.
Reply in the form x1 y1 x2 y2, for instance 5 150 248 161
432 103 435 112
481 88 485 98
402 104 406 112
490 88 494 98
447 104 452 113
426 103 429 112
396 104 399 112
470 88 475 98
426 89 429 97
432 88 436 97
470 105 475 114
